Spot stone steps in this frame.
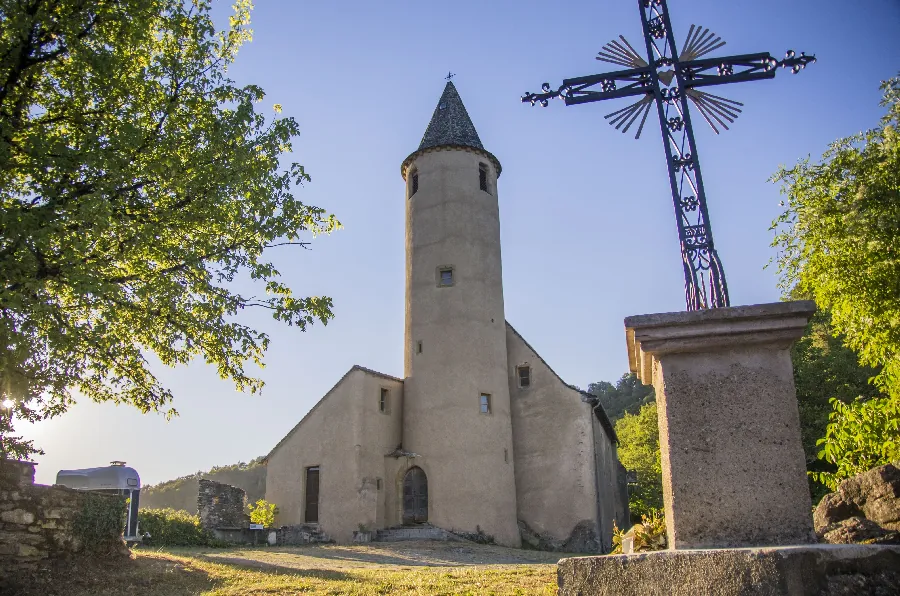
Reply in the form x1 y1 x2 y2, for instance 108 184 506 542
374 524 458 542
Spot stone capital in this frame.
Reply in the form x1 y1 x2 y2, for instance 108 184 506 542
625 301 816 385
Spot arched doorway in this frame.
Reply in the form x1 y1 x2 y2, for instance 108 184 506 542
402 466 428 524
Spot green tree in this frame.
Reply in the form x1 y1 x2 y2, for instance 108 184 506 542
813 396 900 491
614 401 663 520
0 0 338 458
772 76 900 394
772 76 900 488
588 373 655 422
792 310 881 463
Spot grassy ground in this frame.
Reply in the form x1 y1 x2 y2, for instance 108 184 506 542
11 541 566 595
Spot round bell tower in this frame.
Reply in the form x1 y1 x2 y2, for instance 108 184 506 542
399 81 519 547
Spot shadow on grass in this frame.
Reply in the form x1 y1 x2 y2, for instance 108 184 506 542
3 552 220 596
195 553 356 580
203 542 564 568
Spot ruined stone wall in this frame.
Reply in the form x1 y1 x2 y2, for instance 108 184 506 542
197 478 249 530
0 460 126 579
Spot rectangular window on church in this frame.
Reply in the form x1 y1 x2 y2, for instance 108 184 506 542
410 170 418 197
437 266 454 287
517 366 531 389
379 388 389 413
479 393 491 414
479 163 489 193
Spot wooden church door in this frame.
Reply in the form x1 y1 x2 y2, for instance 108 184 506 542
402 466 428 524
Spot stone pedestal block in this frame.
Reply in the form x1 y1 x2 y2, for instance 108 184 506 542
624 301 817 549
557 545 900 596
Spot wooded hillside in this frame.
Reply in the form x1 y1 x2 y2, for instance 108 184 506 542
141 458 266 513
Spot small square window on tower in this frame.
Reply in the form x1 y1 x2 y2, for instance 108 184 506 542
437 266 454 287
479 163 489 193
517 365 531 389
479 393 492 414
379 388 389 413
410 169 419 197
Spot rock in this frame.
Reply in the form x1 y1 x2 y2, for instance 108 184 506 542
16 543 45 558
813 463 900 543
1 509 35 525
814 492 860 531
820 517 900 545
838 463 900 529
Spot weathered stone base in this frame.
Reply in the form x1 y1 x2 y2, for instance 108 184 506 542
519 519 601 553
557 545 900 596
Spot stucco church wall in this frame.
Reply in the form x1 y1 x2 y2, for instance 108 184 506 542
356 371 404 530
265 367 403 542
506 323 604 552
591 405 630 552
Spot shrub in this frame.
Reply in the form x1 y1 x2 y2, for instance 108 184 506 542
248 499 278 528
611 509 667 554
812 396 900 491
614 402 664 520
73 493 128 553
138 508 215 547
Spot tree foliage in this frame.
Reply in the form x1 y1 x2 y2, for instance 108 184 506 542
614 401 663 520
791 309 881 463
248 498 277 528
588 373 655 423
812 396 900 491
772 76 900 394
773 76 900 490
0 0 338 458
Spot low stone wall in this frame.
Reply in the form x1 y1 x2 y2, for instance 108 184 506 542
197 478 249 530
557 545 900 596
0 460 127 580
273 524 331 546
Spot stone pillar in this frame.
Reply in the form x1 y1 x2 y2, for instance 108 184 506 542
624 301 817 549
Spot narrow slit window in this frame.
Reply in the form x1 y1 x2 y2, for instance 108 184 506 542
479 163 489 193
416 341 423 354
517 366 531 388
376 478 383 490
379 388 389 413
479 393 491 414
410 170 419 197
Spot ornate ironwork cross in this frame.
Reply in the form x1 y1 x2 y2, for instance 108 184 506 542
523 0 815 310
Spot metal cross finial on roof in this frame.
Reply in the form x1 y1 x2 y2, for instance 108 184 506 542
522 0 815 311
446 71 456 81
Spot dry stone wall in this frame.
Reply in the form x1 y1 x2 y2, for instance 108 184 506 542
0 460 126 580
197 478 249 530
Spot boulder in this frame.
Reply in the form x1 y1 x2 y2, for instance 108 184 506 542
819 517 900 545
814 463 900 544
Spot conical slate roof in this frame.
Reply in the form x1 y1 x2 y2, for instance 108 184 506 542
418 81 484 152
401 81 501 179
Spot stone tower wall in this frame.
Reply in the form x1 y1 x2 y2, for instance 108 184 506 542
402 148 520 546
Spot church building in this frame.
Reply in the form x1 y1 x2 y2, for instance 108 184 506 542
265 82 628 552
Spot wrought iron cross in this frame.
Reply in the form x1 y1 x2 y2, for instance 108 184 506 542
523 0 815 310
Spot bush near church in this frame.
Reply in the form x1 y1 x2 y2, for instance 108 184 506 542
248 499 278 528
137 508 219 547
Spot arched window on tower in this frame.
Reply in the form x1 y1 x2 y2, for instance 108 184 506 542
409 168 419 197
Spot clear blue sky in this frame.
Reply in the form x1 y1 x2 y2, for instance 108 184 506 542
23 0 899 485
